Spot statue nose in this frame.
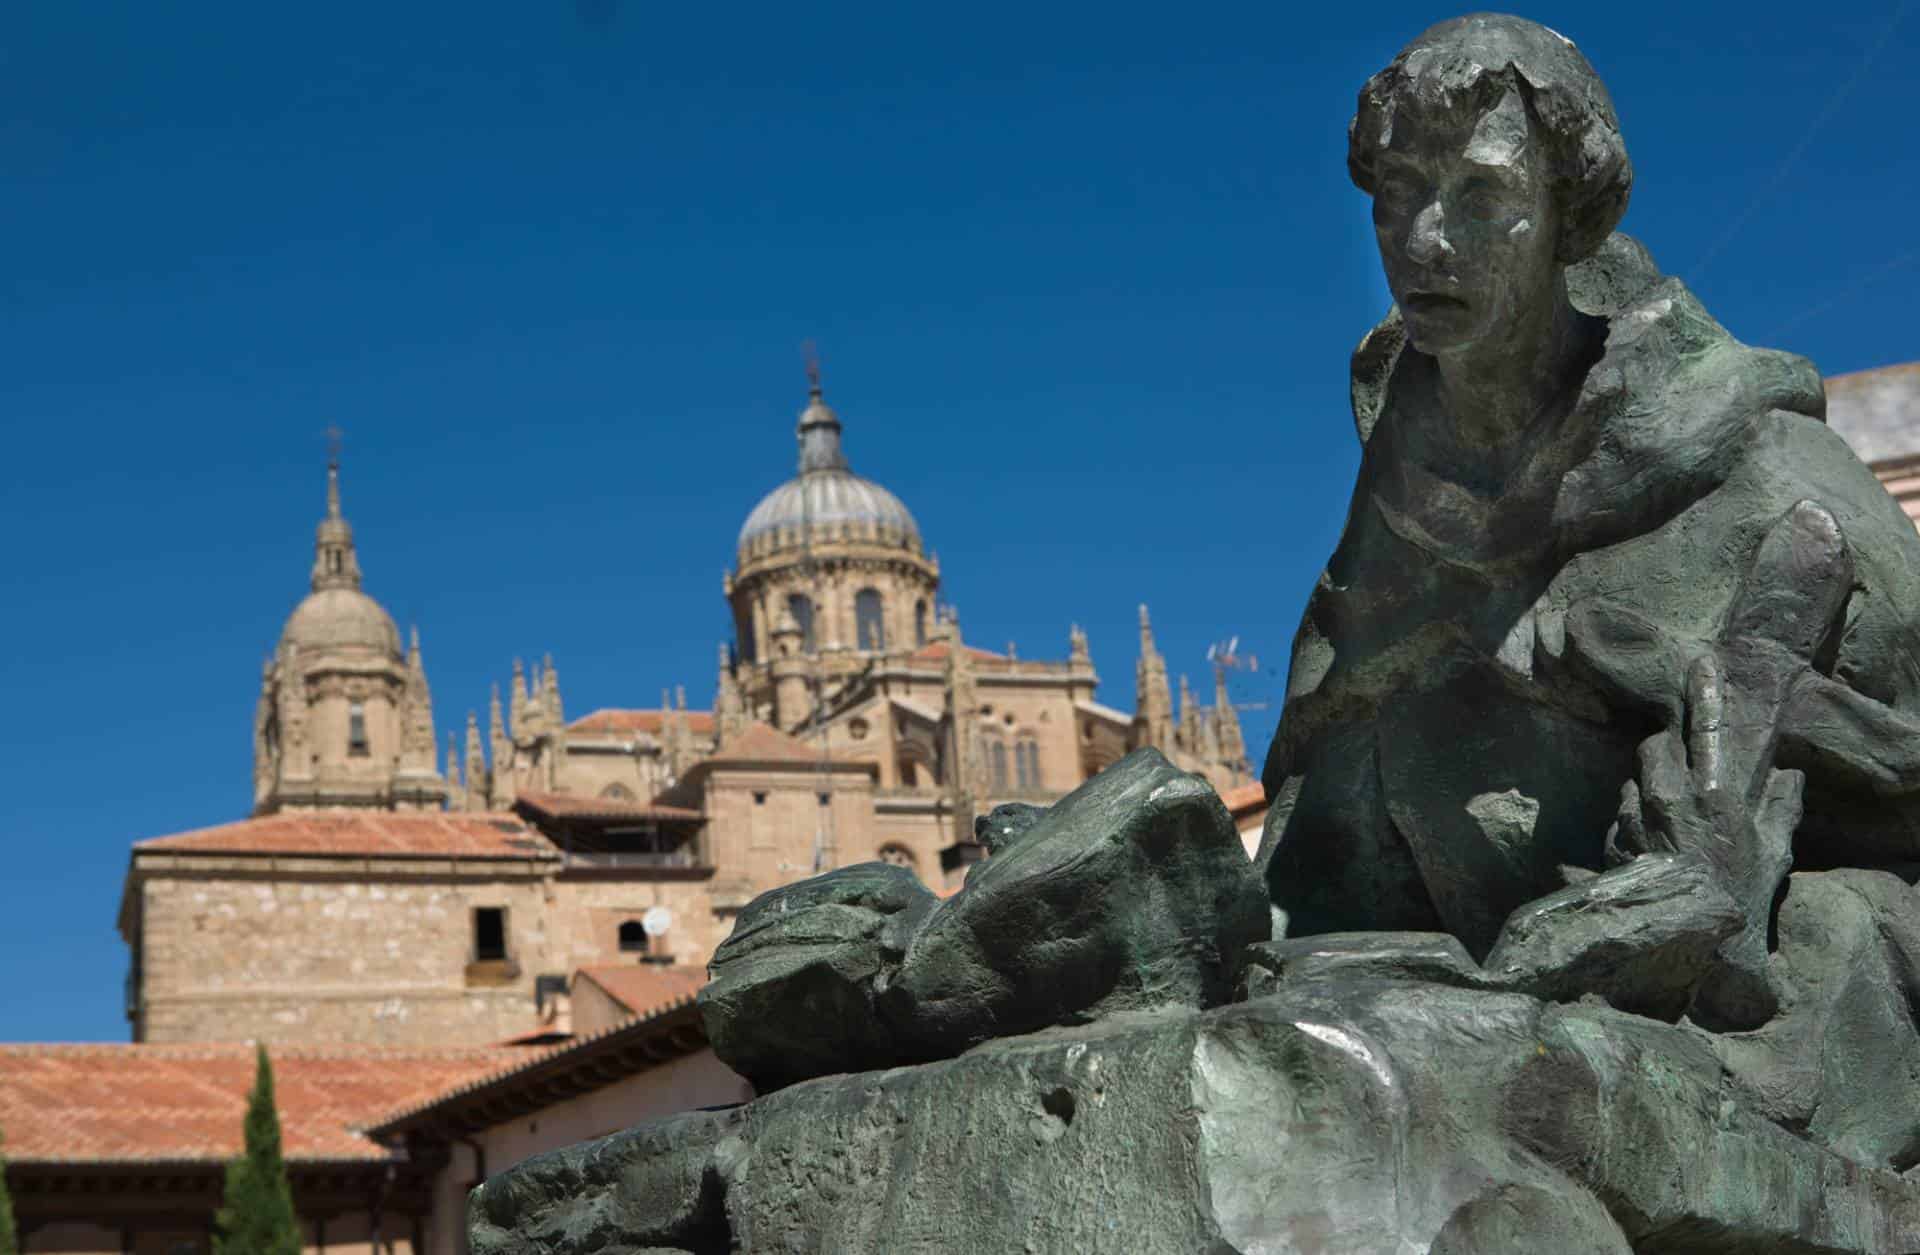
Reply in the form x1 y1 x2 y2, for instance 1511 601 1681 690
1407 200 1453 264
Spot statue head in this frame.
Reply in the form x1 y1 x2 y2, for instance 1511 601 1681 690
1349 14 1632 355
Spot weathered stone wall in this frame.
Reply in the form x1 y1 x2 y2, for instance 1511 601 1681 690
133 857 555 1046
544 877 735 974
699 765 877 915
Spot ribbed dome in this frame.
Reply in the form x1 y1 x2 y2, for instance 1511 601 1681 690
280 587 402 656
736 378 923 555
737 469 922 550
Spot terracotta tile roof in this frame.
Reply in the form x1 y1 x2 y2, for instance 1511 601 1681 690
0 1044 516 1165
1219 781 1266 816
907 641 1004 663
571 708 716 736
514 792 704 824
707 721 831 766
135 811 559 860
574 964 708 1017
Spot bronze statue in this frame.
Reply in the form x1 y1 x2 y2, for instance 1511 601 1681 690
1262 13 1920 1037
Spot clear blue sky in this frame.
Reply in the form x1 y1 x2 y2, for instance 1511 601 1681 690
3 1 1915 1041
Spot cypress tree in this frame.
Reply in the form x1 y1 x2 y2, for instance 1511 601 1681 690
0 1126 18 1255
213 1044 302 1255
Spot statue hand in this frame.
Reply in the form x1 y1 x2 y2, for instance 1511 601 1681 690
1606 500 1853 1028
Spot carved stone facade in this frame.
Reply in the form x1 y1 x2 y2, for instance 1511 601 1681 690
465 375 1257 825
123 371 1257 1049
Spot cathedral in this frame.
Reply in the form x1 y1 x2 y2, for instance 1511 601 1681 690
124 371 1258 1052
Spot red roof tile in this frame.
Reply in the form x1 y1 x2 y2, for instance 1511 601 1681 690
0 1044 516 1164
514 792 704 824
571 708 716 736
1219 781 1266 816
135 812 558 860
574 965 708 1017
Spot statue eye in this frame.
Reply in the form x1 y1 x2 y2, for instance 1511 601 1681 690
1376 172 1424 209
1460 183 1503 222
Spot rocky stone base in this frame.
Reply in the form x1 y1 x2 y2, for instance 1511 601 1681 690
469 976 1920 1253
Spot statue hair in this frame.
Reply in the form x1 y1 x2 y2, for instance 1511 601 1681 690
1347 13 1633 264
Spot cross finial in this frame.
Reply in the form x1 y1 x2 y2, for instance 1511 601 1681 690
802 340 822 397
324 424 344 468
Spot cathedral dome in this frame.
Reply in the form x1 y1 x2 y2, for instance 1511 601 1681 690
737 470 921 551
280 586 402 657
736 380 922 555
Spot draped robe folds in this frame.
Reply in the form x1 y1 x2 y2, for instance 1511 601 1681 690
1256 233 1920 962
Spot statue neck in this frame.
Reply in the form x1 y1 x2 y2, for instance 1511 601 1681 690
1433 276 1586 452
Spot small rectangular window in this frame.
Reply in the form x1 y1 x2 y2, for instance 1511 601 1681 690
347 701 370 756
474 907 508 962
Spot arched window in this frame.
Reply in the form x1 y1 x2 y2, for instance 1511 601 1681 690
1015 739 1041 790
618 921 649 954
915 600 929 647
786 594 816 651
990 741 1009 792
347 701 369 756
856 588 886 651
600 782 635 800
878 843 916 869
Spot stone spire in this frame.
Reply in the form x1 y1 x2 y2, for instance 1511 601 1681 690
1069 623 1090 665
1177 673 1197 752
1134 604 1175 751
541 654 567 787
510 657 530 738
310 448 363 593
464 711 487 812
444 732 466 810
543 653 565 726
252 657 276 811
665 685 695 779
716 641 751 744
395 626 443 791
1214 668 1247 777
796 354 849 474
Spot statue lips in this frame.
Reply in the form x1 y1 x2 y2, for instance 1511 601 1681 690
1402 290 1470 318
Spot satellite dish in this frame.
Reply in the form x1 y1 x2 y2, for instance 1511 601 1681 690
642 906 673 937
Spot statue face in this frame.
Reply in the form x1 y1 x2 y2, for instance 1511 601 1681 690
1369 88 1559 356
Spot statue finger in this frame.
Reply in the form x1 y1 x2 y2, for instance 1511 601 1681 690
1636 729 1692 853
1685 653 1726 796
1723 500 1854 663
